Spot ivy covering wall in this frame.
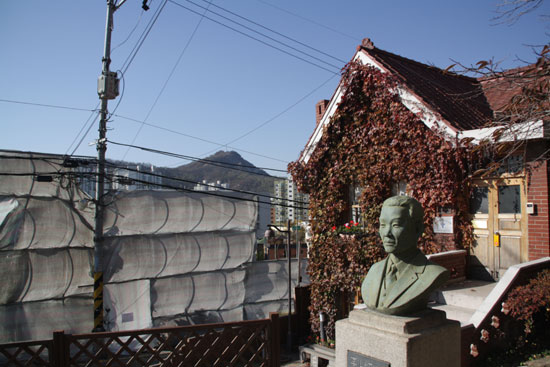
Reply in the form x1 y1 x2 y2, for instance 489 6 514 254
288 61 483 340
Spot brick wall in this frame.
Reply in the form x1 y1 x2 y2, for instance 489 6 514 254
427 249 467 282
527 158 550 260
434 233 458 252
266 244 308 260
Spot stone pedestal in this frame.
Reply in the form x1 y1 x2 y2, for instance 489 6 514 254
335 309 460 367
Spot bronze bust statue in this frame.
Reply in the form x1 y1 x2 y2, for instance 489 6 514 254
361 196 449 315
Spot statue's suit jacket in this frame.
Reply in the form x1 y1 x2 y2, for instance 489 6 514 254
361 251 449 315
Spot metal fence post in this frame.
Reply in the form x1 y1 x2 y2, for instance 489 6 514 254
269 312 280 367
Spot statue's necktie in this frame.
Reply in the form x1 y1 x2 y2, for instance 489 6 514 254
386 262 397 289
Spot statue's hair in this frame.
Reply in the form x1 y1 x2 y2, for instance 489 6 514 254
382 196 424 228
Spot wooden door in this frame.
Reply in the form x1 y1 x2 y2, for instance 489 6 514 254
470 178 527 280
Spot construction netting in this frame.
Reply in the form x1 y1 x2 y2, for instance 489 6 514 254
0 151 308 343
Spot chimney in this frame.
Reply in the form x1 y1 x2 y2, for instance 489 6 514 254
315 99 329 125
361 38 374 50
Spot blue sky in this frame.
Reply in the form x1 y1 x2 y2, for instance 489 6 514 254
1 0 548 173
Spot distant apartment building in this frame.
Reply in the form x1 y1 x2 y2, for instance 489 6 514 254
76 163 162 197
271 177 309 225
193 180 229 192
112 165 162 191
75 163 98 197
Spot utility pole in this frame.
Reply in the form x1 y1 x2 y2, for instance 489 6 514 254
265 221 293 354
93 0 116 333
286 219 292 354
93 0 149 333
95 0 152 332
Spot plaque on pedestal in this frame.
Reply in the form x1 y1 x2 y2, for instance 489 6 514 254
336 309 460 367
348 350 389 367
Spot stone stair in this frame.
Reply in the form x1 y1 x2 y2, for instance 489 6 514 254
429 279 497 326
299 343 335 367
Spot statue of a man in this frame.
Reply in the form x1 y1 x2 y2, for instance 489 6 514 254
361 196 449 315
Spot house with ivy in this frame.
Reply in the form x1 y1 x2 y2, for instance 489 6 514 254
288 38 549 339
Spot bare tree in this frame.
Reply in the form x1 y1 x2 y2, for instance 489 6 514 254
447 1 549 174
493 0 547 24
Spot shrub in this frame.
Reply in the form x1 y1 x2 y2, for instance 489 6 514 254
472 269 550 366
505 268 550 336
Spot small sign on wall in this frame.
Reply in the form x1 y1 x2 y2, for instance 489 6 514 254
433 216 453 234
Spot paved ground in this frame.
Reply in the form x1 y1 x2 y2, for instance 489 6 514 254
280 346 550 366
523 355 550 367
280 351 308 367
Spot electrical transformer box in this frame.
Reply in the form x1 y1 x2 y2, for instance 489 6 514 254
97 71 120 100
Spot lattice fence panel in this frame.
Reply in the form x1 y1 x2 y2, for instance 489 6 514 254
0 340 52 367
64 319 274 367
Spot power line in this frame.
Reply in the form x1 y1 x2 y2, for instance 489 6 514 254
106 70 126 121
202 73 338 157
112 112 289 164
65 103 101 155
120 0 168 75
106 172 310 209
104 143 306 206
196 0 348 64
102 159 307 206
111 8 146 53
0 98 95 112
167 0 340 74
255 0 361 42
109 140 287 174
0 98 102 158
120 0 342 166
0 96 292 166
122 0 213 161
68 111 101 156
179 0 344 69
0 156 308 209
31 153 301 205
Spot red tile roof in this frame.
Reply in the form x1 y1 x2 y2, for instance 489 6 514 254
359 42 494 130
479 62 548 121
300 40 544 163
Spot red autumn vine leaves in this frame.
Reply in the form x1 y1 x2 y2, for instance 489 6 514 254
288 61 482 340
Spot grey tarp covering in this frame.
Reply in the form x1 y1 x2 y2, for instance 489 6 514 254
102 231 255 282
245 261 296 304
104 280 152 331
244 300 291 320
0 248 92 303
1 197 93 250
151 269 247 319
0 152 95 342
99 190 258 331
243 259 309 320
153 308 245 328
0 151 92 202
0 297 92 342
0 151 309 343
102 190 257 236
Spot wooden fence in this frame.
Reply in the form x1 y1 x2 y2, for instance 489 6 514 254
0 313 280 367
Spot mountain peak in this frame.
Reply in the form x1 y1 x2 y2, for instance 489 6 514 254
180 150 268 175
162 151 277 192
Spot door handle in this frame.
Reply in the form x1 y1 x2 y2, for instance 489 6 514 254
493 232 500 247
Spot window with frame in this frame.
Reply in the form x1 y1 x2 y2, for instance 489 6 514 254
350 185 364 226
391 181 408 196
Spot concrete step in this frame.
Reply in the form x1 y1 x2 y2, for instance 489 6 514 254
299 343 335 367
432 279 496 309
428 279 497 325
428 303 477 326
